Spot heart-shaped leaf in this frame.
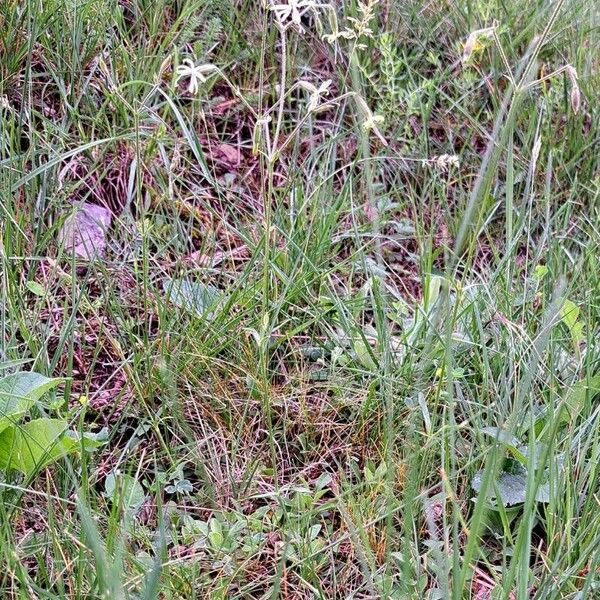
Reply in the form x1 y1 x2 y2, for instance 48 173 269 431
0 373 64 434
0 418 77 476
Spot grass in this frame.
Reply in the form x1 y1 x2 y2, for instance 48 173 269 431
1 0 599 597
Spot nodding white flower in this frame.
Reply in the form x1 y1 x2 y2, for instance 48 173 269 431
354 94 387 145
175 59 217 94
362 113 387 146
362 113 384 132
270 0 315 32
298 79 332 112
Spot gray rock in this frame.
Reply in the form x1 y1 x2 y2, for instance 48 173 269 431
59 203 112 260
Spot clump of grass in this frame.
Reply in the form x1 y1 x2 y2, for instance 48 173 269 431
0 0 599 598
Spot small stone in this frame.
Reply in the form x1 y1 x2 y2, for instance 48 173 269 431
213 143 240 166
59 202 112 260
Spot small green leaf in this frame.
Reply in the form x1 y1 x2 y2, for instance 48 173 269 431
309 524 321 541
163 278 222 319
0 372 64 434
0 419 77 476
560 299 580 330
354 340 377 370
561 375 600 424
105 472 145 514
425 275 443 311
560 299 584 348
208 530 224 548
165 479 193 494
480 426 519 446
65 427 109 451
26 281 46 297
314 472 332 490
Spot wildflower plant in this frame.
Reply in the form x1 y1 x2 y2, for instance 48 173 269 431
175 60 218 94
460 21 582 114
3 0 598 597
268 0 316 33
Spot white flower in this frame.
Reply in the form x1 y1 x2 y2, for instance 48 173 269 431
175 59 217 94
362 113 384 132
362 113 387 146
270 0 315 32
354 94 387 146
298 79 332 111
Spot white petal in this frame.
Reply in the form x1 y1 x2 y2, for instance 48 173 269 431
318 80 332 94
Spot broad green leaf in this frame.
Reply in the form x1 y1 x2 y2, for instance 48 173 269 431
560 299 580 331
0 360 33 372
163 278 222 319
0 419 77 476
65 427 109 451
561 375 600 423
105 472 145 514
480 426 520 447
425 275 443 311
314 472 332 490
480 427 527 464
516 443 548 470
536 482 551 503
208 530 224 548
309 524 321 541
0 373 64 434
471 468 550 507
165 479 193 494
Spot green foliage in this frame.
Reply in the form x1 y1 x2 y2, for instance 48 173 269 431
472 462 550 508
0 418 76 476
0 372 63 434
560 298 584 351
162 278 223 319
0 371 99 477
562 374 600 421
0 0 599 597
105 472 146 516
